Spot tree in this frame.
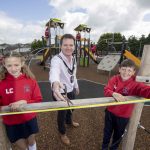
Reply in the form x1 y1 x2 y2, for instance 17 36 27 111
138 35 146 57
31 39 46 52
128 36 139 56
96 32 149 57
145 33 150 44
97 33 125 55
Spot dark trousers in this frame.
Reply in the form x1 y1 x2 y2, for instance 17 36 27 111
53 91 75 134
102 109 129 150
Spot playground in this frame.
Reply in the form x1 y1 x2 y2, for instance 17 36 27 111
1 18 150 150
31 19 100 69
31 18 141 75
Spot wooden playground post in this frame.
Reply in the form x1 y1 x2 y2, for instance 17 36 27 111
83 31 86 67
122 45 150 150
75 38 78 62
0 117 11 150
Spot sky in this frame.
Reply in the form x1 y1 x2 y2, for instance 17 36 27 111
0 0 150 44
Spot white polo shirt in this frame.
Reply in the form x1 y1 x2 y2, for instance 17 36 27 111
49 52 78 93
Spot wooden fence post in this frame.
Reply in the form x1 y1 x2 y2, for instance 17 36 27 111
0 117 11 150
122 45 150 150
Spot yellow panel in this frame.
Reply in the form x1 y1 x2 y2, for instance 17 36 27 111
124 50 141 67
44 48 49 57
36 55 43 60
80 38 90 41
85 47 96 61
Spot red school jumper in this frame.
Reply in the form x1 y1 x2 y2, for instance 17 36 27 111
104 75 150 118
0 73 42 125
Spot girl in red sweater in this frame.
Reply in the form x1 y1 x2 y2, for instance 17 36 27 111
0 51 42 150
102 59 150 150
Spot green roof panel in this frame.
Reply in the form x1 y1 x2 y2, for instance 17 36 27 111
46 18 65 29
74 24 91 32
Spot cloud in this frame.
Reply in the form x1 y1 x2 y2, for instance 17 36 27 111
143 13 150 22
135 0 150 9
48 0 150 41
0 11 46 44
1 0 150 44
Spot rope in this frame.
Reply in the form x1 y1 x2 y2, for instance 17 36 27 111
103 129 127 150
138 123 150 134
102 122 150 150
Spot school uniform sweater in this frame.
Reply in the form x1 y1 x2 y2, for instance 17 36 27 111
0 73 42 125
104 75 150 118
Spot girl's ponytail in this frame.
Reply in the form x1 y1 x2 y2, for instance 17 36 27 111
22 64 35 79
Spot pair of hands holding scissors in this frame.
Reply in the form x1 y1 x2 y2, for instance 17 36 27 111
52 81 79 101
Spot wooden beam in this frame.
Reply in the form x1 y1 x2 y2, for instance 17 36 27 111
0 96 149 115
136 76 150 83
122 45 150 149
0 95 149 149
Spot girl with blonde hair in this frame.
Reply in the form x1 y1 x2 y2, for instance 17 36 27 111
0 51 42 150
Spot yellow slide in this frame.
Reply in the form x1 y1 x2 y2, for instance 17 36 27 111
36 55 43 60
41 48 49 62
124 50 141 67
40 48 51 66
84 47 98 64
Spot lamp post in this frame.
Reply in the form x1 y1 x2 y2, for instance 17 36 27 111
138 41 142 57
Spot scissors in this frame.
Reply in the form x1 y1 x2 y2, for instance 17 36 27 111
63 84 73 110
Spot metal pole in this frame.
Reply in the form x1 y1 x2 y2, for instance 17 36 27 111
138 41 142 57
119 39 125 64
110 33 114 52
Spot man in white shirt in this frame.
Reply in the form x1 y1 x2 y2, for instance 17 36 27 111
49 34 80 145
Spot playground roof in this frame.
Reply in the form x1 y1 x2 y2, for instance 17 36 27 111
46 18 64 29
74 24 91 33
